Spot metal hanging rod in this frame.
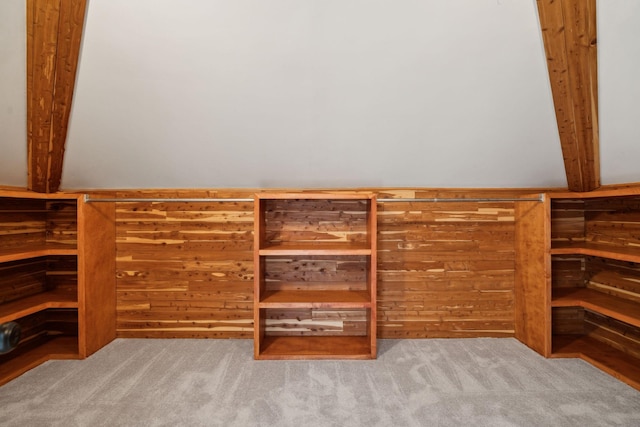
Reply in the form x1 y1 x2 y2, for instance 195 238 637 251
84 194 543 203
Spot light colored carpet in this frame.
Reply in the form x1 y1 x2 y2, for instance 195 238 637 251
0 338 638 426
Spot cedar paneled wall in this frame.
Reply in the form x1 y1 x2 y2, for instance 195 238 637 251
113 189 532 339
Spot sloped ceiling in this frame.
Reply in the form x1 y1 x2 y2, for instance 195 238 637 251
2 1 639 190
0 0 26 187
599 1 640 185
61 0 566 189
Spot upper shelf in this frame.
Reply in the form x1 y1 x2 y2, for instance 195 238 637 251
551 242 640 264
0 244 78 263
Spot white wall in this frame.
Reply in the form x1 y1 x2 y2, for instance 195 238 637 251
0 0 27 187
63 0 567 189
599 1 640 185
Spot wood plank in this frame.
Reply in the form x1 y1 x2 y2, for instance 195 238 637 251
0 289 77 323
514 197 550 356
552 335 640 391
27 0 87 193
551 242 640 264
27 0 60 193
552 288 640 328
259 243 372 255
536 0 599 192
0 336 79 386
0 245 77 263
259 290 371 308
78 200 116 357
257 336 374 360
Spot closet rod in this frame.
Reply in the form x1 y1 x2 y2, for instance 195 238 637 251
84 195 543 203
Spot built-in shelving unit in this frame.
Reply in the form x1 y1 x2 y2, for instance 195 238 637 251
0 190 116 385
516 188 640 391
253 193 377 359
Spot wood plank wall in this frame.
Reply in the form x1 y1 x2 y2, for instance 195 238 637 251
112 189 538 339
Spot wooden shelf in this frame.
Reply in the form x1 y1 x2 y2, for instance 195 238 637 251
1 189 117 385
551 335 640 390
0 336 80 386
552 288 640 328
0 289 78 324
551 242 640 264
254 192 377 359
259 242 372 256
259 290 371 308
257 336 374 360
0 244 78 263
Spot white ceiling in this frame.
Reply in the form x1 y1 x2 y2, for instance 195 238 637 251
0 0 26 187
61 0 567 189
2 1 639 190
598 1 640 185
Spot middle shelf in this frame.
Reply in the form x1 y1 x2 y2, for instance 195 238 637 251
552 287 640 328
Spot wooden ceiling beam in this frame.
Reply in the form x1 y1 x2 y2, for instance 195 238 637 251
27 0 87 193
537 0 599 192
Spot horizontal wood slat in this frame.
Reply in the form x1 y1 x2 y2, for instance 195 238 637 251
115 190 518 339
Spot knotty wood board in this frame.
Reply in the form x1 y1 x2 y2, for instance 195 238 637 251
114 190 521 339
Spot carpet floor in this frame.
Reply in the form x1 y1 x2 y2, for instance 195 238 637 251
0 338 638 426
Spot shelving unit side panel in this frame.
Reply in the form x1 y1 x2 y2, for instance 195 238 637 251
78 200 116 357
514 197 550 356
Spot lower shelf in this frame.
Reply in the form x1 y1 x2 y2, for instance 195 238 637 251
0 336 80 386
256 335 375 360
552 334 640 391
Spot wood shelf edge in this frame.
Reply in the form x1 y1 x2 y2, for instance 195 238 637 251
551 288 640 328
551 335 640 391
256 335 375 360
0 291 78 324
0 246 78 263
0 336 80 386
550 242 640 264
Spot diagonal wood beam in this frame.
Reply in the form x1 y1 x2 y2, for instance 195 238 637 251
537 0 599 192
27 0 87 193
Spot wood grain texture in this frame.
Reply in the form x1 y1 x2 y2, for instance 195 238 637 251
549 189 640 391
116 201 254 338
514 196 551 356
27 0 87 193
377 200 516 338
114 189 524 340
78 199 116 356
536 0 599 192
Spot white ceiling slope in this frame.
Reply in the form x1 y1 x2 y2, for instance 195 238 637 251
0 0 27 187
599 1 640 185
49 0 632 189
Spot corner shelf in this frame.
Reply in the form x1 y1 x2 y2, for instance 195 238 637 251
0 289 78 324
547 191 640 391
552 334 640 390
254 193 377 360
0 190 116 386
552 288 640 328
